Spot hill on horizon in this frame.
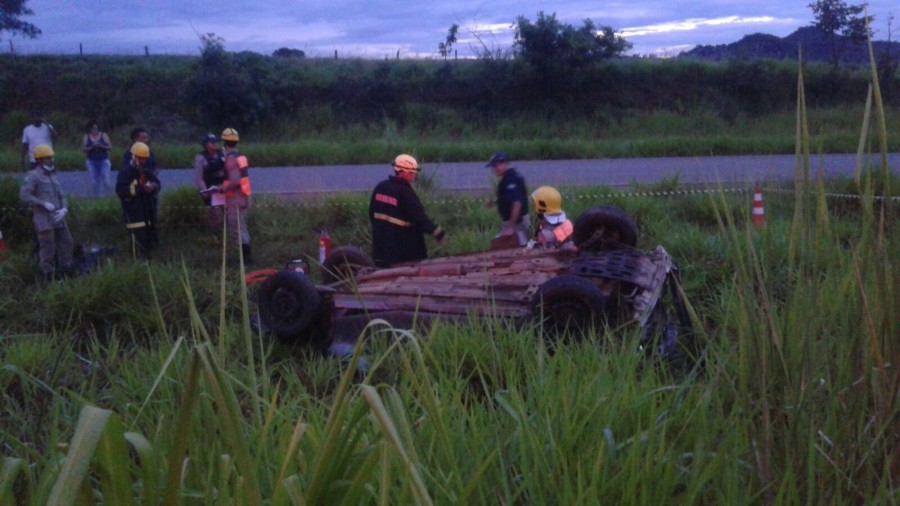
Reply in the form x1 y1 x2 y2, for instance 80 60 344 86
679 26 900 64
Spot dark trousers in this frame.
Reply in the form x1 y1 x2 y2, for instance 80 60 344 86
129 226 158 259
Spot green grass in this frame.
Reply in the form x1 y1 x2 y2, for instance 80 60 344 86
1 50 898 503
1 172 896 503
1 106 898 172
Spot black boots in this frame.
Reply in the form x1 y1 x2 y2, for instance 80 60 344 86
241 243 253 265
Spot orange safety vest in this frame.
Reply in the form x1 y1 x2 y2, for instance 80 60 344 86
224 154 252 197
552 220 573 243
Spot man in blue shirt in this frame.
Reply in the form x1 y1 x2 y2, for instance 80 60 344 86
486 152 529 246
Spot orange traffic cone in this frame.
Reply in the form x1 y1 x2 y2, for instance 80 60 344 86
751 187 766 229
0 229 7 261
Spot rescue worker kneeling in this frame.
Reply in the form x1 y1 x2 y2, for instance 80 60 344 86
529 186 575 250
369 154 446 268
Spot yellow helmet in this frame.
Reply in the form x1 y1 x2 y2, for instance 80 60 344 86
531 186 562 215
392 154 419 172
33 144 54 159
221 128 240 142
130 142 150 158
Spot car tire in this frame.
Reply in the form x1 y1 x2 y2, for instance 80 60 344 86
572 205 638 252
532 275 608 341
320 246 375 284
258 271 322 342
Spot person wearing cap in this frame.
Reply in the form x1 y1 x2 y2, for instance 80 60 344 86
529 186 575 250
369 154 446 268
19 144 74 279
193 133 226 232
116 142 161 259
486 152 529 246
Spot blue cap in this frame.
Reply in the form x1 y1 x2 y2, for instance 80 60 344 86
485 152 510 167
201 132 219 145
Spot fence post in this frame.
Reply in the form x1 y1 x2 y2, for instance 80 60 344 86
334 49 338 60
79 43 83 55
144 46 149 57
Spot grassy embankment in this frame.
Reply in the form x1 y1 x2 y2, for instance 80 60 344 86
1 106 898 171
0 54 897 503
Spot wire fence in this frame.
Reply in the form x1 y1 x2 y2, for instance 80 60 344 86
2 186 898 217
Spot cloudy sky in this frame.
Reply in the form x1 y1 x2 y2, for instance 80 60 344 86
6 0 897 58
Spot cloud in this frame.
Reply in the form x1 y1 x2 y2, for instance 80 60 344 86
622 16 796 38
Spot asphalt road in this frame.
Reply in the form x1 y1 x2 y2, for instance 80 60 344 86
21 152 900 198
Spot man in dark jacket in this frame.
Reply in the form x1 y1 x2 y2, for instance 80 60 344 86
116 142 160 259
486 152 529 246
369 154 446 268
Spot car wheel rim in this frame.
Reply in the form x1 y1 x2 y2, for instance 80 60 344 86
270 287 301 322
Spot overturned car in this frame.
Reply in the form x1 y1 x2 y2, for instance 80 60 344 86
256 205 693 360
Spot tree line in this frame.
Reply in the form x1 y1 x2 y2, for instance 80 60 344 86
0 0 892 140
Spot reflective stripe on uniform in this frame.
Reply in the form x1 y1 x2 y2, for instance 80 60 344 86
373 213 413 227
553 220 574 242
126 221 147 230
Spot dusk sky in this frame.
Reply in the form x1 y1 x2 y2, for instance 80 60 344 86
5 0 897 58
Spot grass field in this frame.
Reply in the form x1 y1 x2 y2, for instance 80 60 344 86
1 53 898 503
2 106 899 172
1 168 897 503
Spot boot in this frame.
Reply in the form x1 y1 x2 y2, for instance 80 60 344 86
241 243 254 265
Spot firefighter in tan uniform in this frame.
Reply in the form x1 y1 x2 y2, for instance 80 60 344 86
529 186 575 250
209 128 253 263
19 144 74 279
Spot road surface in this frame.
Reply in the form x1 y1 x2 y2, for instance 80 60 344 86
15 152 900 198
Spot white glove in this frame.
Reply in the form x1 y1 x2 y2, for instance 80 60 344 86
42 202 56 212
53 208 68 222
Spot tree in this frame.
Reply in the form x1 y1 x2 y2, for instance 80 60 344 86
0 0 41 40
187 33 268 130
808 0 873 68
438 23 459 60
514 12 631 72
273 47 305 59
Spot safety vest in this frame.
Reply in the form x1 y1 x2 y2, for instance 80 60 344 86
224 153 252 197
202 150 226 187
538 220 573 246
552 220 573 243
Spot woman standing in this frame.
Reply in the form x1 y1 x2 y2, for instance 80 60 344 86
83 121 112 197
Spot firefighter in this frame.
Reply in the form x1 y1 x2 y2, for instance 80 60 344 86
369 154 446 267
193 132 226 232
116 142 160 259
530 186 575 250
208 128 253 264
19 144 74 279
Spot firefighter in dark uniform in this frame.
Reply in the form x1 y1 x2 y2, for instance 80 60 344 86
486 152 529 245
369 154 446 268
116 142 160 259
193 132 226 232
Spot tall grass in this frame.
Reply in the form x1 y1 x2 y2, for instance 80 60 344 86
1 52 898 504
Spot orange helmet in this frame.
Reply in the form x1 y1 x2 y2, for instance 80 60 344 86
392 154 419 172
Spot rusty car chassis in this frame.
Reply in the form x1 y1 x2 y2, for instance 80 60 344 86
257 205 692 360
